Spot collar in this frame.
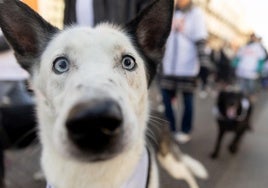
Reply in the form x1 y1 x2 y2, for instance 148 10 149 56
213 98 250 122
47 148 150 188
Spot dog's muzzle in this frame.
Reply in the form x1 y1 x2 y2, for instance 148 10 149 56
66 99 123 159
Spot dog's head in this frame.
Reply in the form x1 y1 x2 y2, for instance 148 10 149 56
217 91 244 120
0 0 173 162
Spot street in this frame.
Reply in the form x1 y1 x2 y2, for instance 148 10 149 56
160 89 268 188
4 89 268 188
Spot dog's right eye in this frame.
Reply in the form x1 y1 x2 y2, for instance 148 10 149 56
53 57 70 74
122 55 136 71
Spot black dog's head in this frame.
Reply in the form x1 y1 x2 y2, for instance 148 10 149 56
217 91 245 120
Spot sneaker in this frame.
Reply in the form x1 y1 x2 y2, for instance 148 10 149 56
174 132 191 144
199 91 208 99
33 170 45 181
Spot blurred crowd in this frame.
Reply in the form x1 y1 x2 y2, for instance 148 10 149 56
155 0 268 144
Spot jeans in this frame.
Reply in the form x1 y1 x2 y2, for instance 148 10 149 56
238 78 258 96
161 89 194 134
0 81 33 106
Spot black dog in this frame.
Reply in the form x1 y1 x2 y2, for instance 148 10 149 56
211 91 252 159
0 104 37 186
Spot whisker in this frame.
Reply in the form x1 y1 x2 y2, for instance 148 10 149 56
10 127 38 149
146 128 158 146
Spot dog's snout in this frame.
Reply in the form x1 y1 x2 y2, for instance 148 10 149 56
229 102 235 106
66 99 123 153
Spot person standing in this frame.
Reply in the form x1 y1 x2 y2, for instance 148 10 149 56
63 0 151 27
210 44 234 88
160 0 209 143
233 33 268 102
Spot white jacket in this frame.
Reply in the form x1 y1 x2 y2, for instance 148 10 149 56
236 42 266 79
162 7 207 77
0 30 29 81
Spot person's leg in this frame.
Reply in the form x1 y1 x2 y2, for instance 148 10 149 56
181 91 194 134
0 113 5 187
238 78 244 93
161 89 176 132
200 67 209 91
0 145 4 187
239 78 250 96
199 67 209 99
248 79 258 103
8 81 33 105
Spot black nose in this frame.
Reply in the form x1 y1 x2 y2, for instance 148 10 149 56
229 101 236 106
66 99 123 152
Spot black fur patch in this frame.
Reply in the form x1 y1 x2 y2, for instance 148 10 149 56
125 0 174 86
0 0 58 71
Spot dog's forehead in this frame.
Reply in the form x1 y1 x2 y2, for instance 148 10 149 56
51 24 133 52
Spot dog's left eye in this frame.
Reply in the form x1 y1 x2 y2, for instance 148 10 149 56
122 55 136 71
53 57 70 74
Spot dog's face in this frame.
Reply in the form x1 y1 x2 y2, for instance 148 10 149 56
36 26 150 161
217 91 243 120
0 0 173 162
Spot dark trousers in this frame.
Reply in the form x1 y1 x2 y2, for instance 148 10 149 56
199 66 209 90
161 89 194 134
0 145 4 185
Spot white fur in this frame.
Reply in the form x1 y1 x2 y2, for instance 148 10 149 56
181 155 208 179
158 153 208 188
31 24 158 188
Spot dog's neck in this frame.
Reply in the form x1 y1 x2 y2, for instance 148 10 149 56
46 148 150 188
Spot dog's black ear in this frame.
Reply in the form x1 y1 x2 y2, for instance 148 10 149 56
126 0 174 85
0 0 58 72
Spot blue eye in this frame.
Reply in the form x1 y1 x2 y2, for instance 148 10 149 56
53 57 70 74
122 55 136 71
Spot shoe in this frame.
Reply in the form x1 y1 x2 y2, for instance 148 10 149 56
199 91 208 99
33 170 45 181
174 132 191 144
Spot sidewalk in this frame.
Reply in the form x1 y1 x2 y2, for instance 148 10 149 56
5 144 45 188
173 91 268 188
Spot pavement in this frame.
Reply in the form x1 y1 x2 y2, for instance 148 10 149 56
3 88 268 188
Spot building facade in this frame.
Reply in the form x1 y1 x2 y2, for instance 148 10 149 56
193 0 252 49
38 0 64 29
24 0 252 49
22 0 64 29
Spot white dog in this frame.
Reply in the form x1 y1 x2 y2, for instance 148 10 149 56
0 0 207 187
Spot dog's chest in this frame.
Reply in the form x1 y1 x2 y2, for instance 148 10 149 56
46 149 151 188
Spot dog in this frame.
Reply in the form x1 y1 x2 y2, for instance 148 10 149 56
0 0 208 187
211 90 252 159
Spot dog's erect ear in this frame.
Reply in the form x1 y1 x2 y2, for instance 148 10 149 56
0 0 58 71
126 0 174 85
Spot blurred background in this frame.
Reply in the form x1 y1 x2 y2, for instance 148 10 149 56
23 0 265 49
